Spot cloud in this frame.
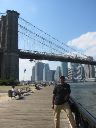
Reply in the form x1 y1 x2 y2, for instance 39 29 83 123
85 46 96 59
67 32 96 58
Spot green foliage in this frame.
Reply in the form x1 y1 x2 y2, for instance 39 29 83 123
0 79 18 86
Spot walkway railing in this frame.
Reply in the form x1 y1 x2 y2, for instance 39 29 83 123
69 97 96 128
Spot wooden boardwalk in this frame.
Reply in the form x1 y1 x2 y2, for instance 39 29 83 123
0 86 71 128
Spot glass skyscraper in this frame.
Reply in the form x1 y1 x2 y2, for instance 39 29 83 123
35 62 44 81
61 62 68 77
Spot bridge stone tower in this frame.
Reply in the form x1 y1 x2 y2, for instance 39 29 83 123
0 10 19 80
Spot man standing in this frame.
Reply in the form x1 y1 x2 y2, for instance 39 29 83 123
52 76 76 128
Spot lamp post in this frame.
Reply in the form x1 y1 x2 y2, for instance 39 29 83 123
23 69 26 84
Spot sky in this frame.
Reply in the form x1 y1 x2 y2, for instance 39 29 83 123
1 0 96 80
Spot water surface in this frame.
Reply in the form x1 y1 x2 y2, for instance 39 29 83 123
70 82 96 118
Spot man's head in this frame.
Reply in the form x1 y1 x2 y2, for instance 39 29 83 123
60 76 65 84
12 85 15 89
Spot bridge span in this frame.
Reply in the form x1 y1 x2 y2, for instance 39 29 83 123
19 50 96 65
0 10 96 80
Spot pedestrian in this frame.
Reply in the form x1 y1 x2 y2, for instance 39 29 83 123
11 85 16 96
52 75 76 128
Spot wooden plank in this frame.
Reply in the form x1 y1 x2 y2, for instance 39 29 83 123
0 86 71 128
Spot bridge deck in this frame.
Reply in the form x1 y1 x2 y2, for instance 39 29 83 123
0 86 71 128
19 50 96 65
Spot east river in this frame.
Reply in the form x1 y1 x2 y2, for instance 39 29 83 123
70 82 96 118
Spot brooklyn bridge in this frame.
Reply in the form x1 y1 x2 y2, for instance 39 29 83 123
0 10 96 80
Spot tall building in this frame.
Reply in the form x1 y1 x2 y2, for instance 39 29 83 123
43 64 55 82
95 66 96 77
71 63 78 81
47 70 55 81
68 68 73 80
43 64 49 82
76 64 85 80
31 66 35 81
54 66 61 82
84 57 95 79
71 63 84 82
61 62 68 77
35 62 44 81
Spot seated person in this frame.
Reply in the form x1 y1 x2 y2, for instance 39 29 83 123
11 85 21 98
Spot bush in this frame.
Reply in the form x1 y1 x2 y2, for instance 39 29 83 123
0 79 18 86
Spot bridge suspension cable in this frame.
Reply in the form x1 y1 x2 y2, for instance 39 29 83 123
18 17 88 58
18 24 70 54
19 31 64 54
